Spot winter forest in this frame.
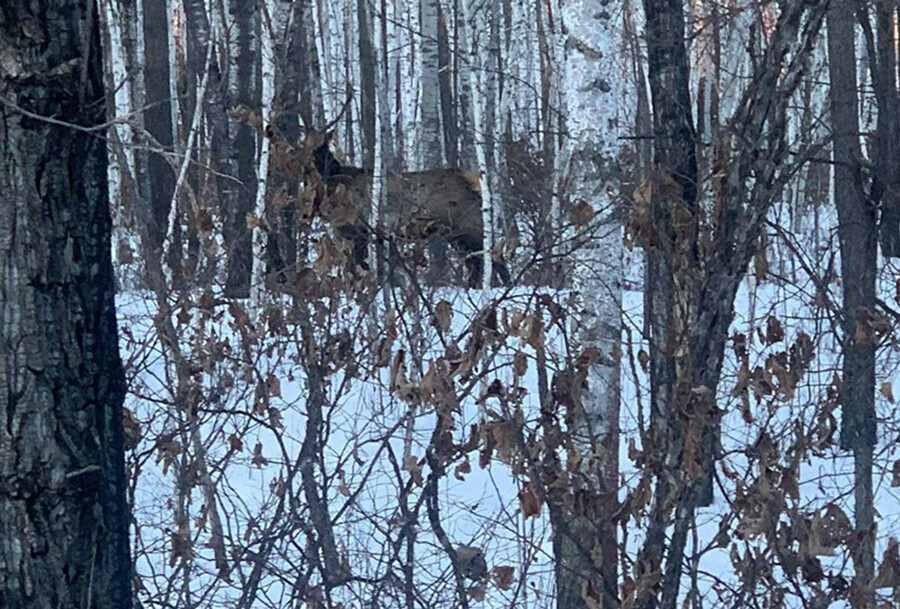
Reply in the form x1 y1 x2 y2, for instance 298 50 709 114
6 0 900 608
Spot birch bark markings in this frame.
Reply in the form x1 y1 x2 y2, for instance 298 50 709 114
459 0 495 291
556 1 624 607
420 0 443 168
250 0 278 307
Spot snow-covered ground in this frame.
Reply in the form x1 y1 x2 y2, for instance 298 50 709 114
119 205 900 609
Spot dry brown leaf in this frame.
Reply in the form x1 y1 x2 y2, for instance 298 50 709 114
873 538 900 589
765 315 784 345
518 481 543 518
569 200 595 227
403 455 424 486
228 434 243 453
122 407 142 451
467 584 486 602
433 300 454 333
251 441 269 468
454 459 472 481
513 352 528 377
882 381 895 404
492 565 515 590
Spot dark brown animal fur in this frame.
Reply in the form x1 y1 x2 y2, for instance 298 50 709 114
304 131 509 286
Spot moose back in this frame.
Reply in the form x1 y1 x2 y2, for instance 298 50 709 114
297 131 508 287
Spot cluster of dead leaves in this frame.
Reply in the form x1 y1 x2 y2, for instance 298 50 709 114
731 327 815 422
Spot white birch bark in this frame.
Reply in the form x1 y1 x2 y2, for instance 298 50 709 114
168 0 182 158
420 0 443 168
100 0 135 242
251 0 277 308
162 35 214 289
546 0 569 259
459 0 494 294
562 0 622 464
557 0 625 606
370 0 393 277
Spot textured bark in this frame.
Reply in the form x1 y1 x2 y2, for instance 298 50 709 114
641 1 695 524
869 2 900 257
456 0 477 171
177 0 212 280
118 0 149 208
420 0 443 168
296 0 324 129
556 1 623 607
640 12 696 603
0 2 131 608
250 0 277 306
271 0 303 276
826 4 877 604
438 6 458 168
635 3 828 609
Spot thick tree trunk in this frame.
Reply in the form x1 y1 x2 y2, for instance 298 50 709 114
556 2 623 607
826 4 877 605
0 2 132 608
635 3 828 609
871 3 900 257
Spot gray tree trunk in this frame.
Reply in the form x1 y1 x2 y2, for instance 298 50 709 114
0 2 132 608
420 0 443 168
635 3 828 609
438 6 458 168
142 0 177 256
826 4 877 605
358 0 377 167
224 0 260 296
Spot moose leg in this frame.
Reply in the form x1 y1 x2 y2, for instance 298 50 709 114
464 254 483 288
338 225 371 272
427 233 451 285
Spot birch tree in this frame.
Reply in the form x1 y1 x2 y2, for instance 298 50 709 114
420 0 443 168
556 1 624 607
250 0 278 306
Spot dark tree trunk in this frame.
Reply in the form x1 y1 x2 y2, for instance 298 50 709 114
438 5 458 168
872 3 900 257
639 0 697 601
224 0 260 297
271 0 303 277
636 3 828 609
358 0 377 168
827 4 877 605
0 2 132 608
142 0 177 256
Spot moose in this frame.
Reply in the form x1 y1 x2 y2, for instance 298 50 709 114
294 130 510 287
